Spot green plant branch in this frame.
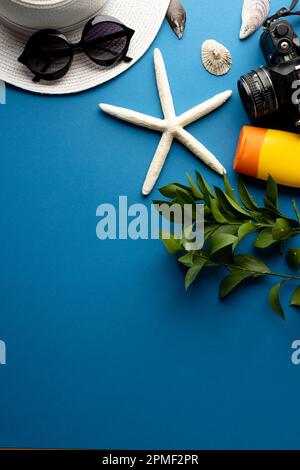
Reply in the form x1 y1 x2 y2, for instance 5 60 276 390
191 251 300 280
155 172 300 318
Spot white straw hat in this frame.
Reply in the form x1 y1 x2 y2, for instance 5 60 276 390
0 0 170 94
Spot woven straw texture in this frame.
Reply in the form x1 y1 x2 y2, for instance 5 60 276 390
0 0 170 94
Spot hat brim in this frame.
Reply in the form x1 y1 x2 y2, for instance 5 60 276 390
0 0 170 95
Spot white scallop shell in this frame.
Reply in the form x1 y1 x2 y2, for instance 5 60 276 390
201 40 232 76
240 0 270 40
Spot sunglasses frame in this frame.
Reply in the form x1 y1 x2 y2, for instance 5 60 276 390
18 15 135 82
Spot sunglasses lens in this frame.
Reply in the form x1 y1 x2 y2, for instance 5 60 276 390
83 22 129 62
22 32 72 77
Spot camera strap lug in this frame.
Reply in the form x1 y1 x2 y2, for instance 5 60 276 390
264 0 300 29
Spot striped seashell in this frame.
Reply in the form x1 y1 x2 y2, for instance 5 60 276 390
240 0 270 40
201 40 232 76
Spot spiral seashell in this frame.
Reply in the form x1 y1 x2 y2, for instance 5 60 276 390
240 0 270 40
201 40 232 76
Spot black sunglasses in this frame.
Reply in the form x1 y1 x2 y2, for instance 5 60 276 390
18 15 135 82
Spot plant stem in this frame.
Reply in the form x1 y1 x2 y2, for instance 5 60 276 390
226 264 300 281
266 272 300 281
196 253 300 281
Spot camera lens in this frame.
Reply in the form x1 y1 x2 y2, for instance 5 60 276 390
238 67 279 121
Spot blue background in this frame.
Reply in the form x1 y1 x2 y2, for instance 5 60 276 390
1 0 300 450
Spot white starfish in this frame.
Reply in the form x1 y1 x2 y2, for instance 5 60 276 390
100 48 232 196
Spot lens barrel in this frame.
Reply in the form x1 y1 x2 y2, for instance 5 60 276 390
238 67 279 121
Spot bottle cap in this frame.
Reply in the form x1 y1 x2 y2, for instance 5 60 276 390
233 126 267 177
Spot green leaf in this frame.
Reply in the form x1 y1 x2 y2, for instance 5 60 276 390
292 200 300 225
209 233 238 256
159 183 192 199
185 260 206 290
219 271 253 298
195 171 215 197
234 254 271 274
178 252 194 268
204 224 219 241
195 171 214 208
269 281 286 319
214 225 239 236
214 187 238 220
223 174 239 204
254 207 281 224
286 248 300 269
175 188 195 206
193 252 215 267
160 232 182 255
237 177 259 210
290 286 300 308
210 198 229 224
272 218 293 241
186 173 203 199
214 187 250 219
211 225 239 247
204 205 211 216
238 222 258 242
254 229 276 249
264 175 279 210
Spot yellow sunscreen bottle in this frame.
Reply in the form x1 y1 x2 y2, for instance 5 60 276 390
233 126 300 188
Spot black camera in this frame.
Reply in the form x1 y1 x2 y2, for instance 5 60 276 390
238 15 300 129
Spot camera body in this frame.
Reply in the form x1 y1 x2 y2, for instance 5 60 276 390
238 18 300 128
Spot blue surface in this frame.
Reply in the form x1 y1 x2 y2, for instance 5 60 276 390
1 0 300 450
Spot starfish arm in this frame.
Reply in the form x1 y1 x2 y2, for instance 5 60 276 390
142 132 174 196
178 90 233 127
100 103 164 132
154 49 176 119
176 128 226 175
